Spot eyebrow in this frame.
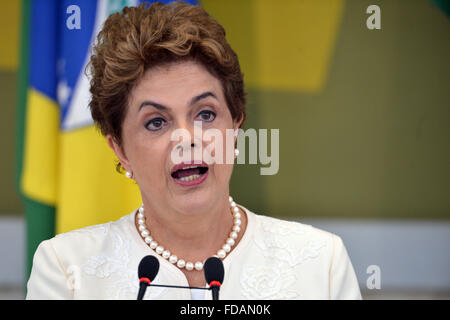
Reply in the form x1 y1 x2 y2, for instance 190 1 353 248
137 91 218 113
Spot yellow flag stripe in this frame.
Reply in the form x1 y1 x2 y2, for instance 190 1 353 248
21 89 59 205
21 89 142 233
254 0 344 92
56 125 142 233
202 0 345 92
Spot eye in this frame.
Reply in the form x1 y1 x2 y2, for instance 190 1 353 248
196 110 216 122
145 117 166 131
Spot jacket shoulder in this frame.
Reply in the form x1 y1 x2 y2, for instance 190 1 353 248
43 213 134 266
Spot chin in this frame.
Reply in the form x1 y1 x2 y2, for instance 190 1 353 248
173 187 218 214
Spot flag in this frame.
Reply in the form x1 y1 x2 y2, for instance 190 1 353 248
18 0 198 281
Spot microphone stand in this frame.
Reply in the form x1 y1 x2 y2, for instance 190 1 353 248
138 283 212 300
148 284 209 290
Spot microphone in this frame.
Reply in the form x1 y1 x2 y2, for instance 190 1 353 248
203 257 224 300
137 255 160 300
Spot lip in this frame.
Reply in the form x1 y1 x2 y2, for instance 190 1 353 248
170 161 209 187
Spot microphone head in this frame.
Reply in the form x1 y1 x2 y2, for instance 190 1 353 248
203 257 224 285
138 255 160 282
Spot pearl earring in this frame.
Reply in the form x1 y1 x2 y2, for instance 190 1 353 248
125 171 132 179
234 148 239 157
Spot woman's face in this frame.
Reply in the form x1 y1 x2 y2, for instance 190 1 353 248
108 60 241 216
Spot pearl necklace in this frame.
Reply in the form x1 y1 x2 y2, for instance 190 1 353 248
137 196 242 271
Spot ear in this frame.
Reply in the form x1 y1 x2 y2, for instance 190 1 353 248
107 134 132 173
233 112 245 131
233 114 244 144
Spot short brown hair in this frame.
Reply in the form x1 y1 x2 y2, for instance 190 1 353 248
88 1 247 153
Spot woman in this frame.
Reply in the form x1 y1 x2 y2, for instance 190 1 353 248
26 2 361 300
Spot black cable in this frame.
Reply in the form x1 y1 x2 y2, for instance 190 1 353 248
148 283 210 290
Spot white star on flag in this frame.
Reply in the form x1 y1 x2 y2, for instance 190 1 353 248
57 79 71 106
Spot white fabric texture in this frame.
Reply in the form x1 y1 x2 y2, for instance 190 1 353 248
190 288 206 300
26 204 362 300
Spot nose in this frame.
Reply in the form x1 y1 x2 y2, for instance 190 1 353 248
176 142 196 150
172 120 203 162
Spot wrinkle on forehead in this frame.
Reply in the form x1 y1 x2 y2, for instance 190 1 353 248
129 60 224 110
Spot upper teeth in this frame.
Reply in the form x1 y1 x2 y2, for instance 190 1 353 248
181 165 200 170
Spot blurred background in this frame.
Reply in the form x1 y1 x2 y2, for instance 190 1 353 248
0 0 449 299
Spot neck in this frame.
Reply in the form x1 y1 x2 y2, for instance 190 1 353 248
138 195 235 262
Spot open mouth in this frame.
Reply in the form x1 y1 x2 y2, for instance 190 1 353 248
170 163 209 183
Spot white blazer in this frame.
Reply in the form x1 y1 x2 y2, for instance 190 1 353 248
26 204 362 300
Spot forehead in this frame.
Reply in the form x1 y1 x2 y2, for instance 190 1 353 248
129 60 224 109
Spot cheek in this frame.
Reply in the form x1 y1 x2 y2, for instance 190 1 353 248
205 126 235 182
204 126 235 164
211 163 234 185
134 140 167 182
